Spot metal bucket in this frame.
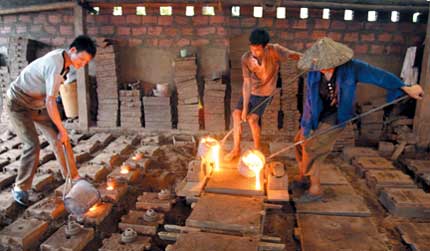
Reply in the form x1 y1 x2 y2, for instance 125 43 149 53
64 179 100 216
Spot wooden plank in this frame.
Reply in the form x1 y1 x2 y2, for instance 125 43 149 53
0 2 75 15
169 232 259 251
186 193 264 235
297 214 389 251
295 184 371 217
206 168 264 196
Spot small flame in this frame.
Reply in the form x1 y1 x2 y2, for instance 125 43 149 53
106 178 115 191
89 204 98 212
132 153 143 161
120 165 129 174
242 150 265 190
200 137 221 172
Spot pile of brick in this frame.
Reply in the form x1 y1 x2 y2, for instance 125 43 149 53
174 57 199 131
7 37 39 81
95 39 119 128
280 59 301 141
143 96 172 130
119 90 142 128
0 67 10 126
261 89 281 134
358 100 385 145
203 78 226 131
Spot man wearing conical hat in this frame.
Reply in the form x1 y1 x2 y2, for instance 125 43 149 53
293 37 423 202
224 28 301 161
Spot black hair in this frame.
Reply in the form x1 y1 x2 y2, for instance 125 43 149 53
249 28 270 47
69 35 96 57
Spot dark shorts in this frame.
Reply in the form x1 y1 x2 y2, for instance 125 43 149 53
235 95 272 118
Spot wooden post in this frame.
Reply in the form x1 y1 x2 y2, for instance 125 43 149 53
74 3 90 131
413 4 430 150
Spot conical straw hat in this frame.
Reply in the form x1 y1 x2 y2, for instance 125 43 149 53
298 37 354 71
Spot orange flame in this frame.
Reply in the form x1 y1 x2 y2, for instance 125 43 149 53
120 165 130 174
241 150 265 190
200 137 221 172
106 179 115 191
89 203 98 212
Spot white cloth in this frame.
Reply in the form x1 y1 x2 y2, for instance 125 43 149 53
401 46 419 85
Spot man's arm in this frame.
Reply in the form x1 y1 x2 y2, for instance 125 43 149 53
354 59 423 100
273 43 302 61
241 54 252 121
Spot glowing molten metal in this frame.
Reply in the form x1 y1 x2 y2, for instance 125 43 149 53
120 165 130 174
198 137 221 172
240 150 265 190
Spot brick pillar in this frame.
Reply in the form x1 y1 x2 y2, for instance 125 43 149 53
413 5 430 150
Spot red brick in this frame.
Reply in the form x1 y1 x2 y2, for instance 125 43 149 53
241 18 256 28
129 39 143 47
370 45 384 55
175 16 190 25
331 20 347 30
48 14 61 24
63 15 74 24
192 16 209 26
126 15 142 25
18 15 32 23
191 38 210 46
111 16 127 25
132 27 147 36
385 45 402 55
354 44 368 54
87 27 98 36
295 31 309 40
3 15 16 24
382 23 398 32
148 26 163 36
181 28 194 36
158 16 173 26
144 39 158 47
230 28 242 36
164 27 178 37
16 25 27 34
176 38 190 47
197 27 216 36
100 26 115 35
217 27 226 36
229 18 240 27
291 20 307 29
327 32 342 41
311 31 326 40
142 16 157 24
86 15 96 23
59 25 74 36
210 16 225 25
95 15 109 24
289 42 305 51
44 25 57 35
30 25 42 33
399 23 415 33
158 39 173 48
378 33 392 42
275 19 288 29
52 37 66 46
346 22 363 31
259 18 273 27
279 31 293 40
33 15 46 24
344 32 359 42
365 23 381 31
392 34 405 44
117 26 131 36
360 33 375 42
314 20 330 29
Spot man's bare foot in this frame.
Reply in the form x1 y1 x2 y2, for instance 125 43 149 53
224 149 240 162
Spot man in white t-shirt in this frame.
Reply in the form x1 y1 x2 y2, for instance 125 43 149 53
6 35 96 206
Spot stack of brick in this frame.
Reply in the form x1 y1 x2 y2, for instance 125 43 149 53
203 78 226 131
359 100 385 145
174 57 199 131
95 39 119 128
120 90 142 128
7 37 39 81
280 59 301 141
0 67 10 126
143 96 172 130
261 89 281 134
333 123 356 152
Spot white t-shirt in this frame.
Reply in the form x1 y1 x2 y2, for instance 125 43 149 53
7 49 68 110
